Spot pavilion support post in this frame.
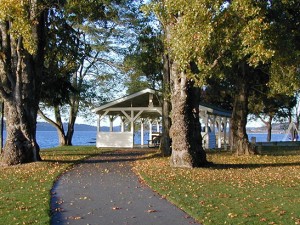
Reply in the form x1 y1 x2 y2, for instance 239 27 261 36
205 115 210 135
217 117 222 148
141 119 145 146
149 120 153 141
131 110 134 133
204 115 209 148
211 115 216 133
223 118 228 150
109 116 114 132
121 116 125 132
97 115 100 132
156 120 160 133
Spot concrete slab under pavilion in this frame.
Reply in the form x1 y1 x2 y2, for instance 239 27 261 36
92 88 162 148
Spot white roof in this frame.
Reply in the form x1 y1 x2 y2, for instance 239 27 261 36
92 88 162 114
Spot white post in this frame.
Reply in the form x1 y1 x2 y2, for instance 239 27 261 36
156 120 160 133
217 117 222 148
97 115 100 132
149 120 153 141
109 116 114 132
223 118 228 150
212 115 216 132
131 110 134 133
204 115 209 149
121 116 125 132
141 119 145 146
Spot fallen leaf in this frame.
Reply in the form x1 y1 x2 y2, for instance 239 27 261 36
146 209 158 213
68 216 82 220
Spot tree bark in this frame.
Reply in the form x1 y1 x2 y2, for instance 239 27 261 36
160 53 172 156
66 106 78 146
266 121 272 142
0 3 46 165
169 63 208 168
230 68 257 155
258 115 273 142
0 101 3 152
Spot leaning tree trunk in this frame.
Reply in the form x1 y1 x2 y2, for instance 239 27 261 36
54 106 68 146
66 71 82 146
231 75 257 155
0 2 46 165
38 106 68 146
66 107 78 146
169 64 208 168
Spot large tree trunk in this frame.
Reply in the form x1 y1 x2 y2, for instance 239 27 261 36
0 3 46 165
231 70 257 155
160 53 172 156
3 101 41 164
169 63 208 168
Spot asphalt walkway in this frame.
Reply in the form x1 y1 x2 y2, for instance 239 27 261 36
50 149 201 225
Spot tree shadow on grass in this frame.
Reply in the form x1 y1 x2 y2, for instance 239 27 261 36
43 149 160 164
208 161 300 170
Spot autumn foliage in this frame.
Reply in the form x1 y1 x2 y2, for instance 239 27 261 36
134 152 300 225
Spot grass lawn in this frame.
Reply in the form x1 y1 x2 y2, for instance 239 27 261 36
134 151 300 225
0 146 108 225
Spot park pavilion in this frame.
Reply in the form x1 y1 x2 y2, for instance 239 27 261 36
92 88 231 149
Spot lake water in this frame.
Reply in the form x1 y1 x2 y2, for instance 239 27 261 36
2 131 97 149
247 133 287 142
1 131 289 149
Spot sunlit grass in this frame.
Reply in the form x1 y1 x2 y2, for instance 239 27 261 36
134 151 300 225
0 146 108 225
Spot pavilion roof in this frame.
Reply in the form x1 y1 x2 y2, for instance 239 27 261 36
92 88 162 118
199 102 232 118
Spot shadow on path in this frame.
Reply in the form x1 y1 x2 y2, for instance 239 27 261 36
51 149 201 225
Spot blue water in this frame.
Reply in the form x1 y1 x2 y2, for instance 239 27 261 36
2 131 97 149
1 131 288 149
247 133 286 142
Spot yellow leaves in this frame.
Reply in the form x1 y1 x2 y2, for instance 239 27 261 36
0 0 39 54
134 152 300 224
228 212 238 218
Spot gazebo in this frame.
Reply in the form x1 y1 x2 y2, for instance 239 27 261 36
199 103 232 150
92 88 232 149
92 88 162 148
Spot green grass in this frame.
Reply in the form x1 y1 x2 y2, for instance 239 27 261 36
0 146 108 225
134 151 300 225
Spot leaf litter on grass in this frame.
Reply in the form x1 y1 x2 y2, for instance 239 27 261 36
134 152 300 225
0 146 109 225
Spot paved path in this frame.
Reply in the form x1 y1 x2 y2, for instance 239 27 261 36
51 149 201 225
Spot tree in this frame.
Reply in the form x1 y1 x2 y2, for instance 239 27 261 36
124 25 163 94
149 1 209 167
38 7 84 146
122 7 172 156
249 86 297 142
39 0 135 146
156 0 300 156
0 0 48 165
